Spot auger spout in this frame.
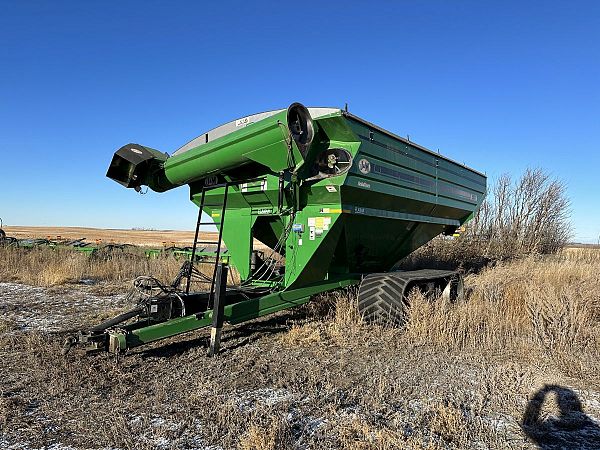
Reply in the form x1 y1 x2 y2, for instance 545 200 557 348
106 102 314 192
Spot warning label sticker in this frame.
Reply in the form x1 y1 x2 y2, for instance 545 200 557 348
307 216 332 236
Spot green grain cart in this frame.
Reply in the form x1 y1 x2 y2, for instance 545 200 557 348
67 103 486 355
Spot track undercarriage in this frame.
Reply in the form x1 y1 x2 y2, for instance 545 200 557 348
357 269 464 326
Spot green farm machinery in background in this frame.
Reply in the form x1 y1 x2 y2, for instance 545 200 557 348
67 103 486 355
0 233 225 262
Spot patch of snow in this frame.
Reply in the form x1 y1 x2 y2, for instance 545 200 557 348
236 387 293 411
0 282 127 332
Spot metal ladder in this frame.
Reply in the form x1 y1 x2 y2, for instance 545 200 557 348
185 176 270 301
185 184 229 306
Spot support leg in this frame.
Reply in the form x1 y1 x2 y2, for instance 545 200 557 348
208 263 228 356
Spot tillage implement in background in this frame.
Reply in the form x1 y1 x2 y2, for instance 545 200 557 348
65 103 486 355
0 231 225 262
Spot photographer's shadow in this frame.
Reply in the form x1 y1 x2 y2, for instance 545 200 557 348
522 384 600 449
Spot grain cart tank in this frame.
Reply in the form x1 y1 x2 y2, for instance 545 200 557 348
67 103 486 355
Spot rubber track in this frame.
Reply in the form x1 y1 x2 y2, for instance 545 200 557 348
357 269 459 325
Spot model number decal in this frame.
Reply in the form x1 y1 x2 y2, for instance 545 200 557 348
236 117 251 127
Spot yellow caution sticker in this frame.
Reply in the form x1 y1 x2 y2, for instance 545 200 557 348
320 208 342 214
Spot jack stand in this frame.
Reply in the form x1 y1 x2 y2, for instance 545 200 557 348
208 263 228 356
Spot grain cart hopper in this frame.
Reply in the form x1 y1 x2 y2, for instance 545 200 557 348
66 103 486 355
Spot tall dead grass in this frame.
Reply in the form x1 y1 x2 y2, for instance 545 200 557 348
288 249 600 378
403 252 600 375
0 246 187 286
400 169 574 272
282 289 364 347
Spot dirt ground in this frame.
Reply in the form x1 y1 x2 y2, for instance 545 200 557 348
2 226 215 247
1 280 599 450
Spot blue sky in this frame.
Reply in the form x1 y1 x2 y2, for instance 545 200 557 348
0 1 598 242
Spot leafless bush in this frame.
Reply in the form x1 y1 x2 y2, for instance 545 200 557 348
465 168 571 258
401 168 572 270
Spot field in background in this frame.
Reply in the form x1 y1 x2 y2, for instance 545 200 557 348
3 225 216 247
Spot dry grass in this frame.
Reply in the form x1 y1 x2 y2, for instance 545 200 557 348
282 290 364 347
404 254 600 370
287 249 600 380
0 246 184 286
562 245 600 264
0 245 231 293
1 245 599 448
239 416 292 450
